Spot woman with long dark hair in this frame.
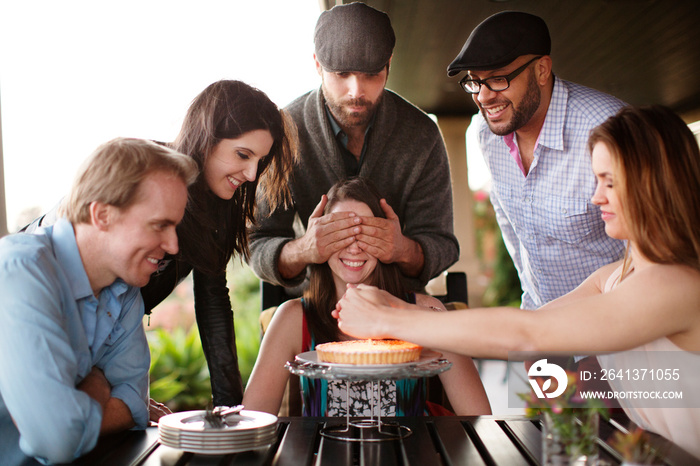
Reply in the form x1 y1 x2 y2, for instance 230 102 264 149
243 178 491 417
141 80 297 407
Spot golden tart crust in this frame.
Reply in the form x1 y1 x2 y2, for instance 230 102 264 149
315 339 422 365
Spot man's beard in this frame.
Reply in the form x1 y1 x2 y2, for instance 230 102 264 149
483 71 541 136
322 85 381 128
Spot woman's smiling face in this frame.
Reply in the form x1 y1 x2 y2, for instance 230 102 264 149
203 129 273 200
327 199 378 289
591 141 629 240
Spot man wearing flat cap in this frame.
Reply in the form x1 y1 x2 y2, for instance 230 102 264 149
250 2 459 293
448 11 625 311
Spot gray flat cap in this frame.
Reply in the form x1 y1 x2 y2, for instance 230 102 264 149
314 2 395 73
447 11 550 76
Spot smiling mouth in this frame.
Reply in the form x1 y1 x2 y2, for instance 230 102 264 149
484 103 508 116
227 176 242 188
341 259 365 268
146 257 160 265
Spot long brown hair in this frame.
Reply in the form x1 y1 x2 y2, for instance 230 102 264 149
588 105 700 276
303 178 407 344
173 80 297 275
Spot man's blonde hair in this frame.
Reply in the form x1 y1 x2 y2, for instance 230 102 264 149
61 138 198 224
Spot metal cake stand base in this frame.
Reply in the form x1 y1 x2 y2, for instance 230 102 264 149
286 350 451 443
320 419 412 442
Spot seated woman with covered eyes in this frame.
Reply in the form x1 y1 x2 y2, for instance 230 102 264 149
243 178 491 417
333 106 700 458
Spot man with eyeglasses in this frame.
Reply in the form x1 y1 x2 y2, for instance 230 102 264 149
448 11 626 312
249 3 459 294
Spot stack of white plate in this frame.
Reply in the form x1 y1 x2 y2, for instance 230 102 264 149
158 410 278 454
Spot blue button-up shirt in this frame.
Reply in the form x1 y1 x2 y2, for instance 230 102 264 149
475 77 627 309
0 219 150 465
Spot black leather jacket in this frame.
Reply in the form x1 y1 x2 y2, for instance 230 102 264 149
142 257 244 407
22 208 244 407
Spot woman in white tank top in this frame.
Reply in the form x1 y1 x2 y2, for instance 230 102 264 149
334 106 700 459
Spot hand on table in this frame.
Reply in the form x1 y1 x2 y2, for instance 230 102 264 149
149 398 172 423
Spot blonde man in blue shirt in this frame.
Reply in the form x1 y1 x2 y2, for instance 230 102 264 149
448 11 626 310
0 138 197 465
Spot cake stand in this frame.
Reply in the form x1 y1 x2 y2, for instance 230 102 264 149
285 350 452 442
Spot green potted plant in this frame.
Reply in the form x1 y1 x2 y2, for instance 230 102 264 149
610 428 665 465
519 371 609 465
148 326 212 411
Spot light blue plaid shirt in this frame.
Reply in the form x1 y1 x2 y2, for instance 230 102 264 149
476 77 626 309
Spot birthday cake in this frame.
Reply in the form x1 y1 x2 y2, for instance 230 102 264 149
315 339 422 365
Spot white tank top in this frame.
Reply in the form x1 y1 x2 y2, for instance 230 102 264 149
596 264 700 459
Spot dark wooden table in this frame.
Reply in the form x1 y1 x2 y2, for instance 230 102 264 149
72 415 698 466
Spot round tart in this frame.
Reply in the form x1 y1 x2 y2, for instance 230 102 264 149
315 339 423 365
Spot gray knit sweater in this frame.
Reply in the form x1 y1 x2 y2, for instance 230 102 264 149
248 87 459 291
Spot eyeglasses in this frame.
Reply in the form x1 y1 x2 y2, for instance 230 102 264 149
459 56 543 94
